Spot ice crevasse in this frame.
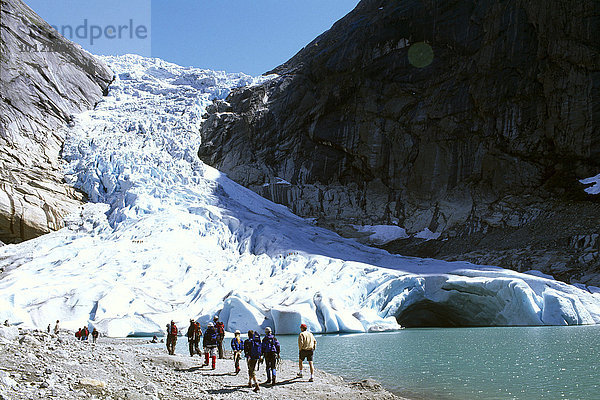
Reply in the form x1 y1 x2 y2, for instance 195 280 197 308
1 55 600 337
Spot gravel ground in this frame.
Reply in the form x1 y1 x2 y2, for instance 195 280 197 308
0 328 404 400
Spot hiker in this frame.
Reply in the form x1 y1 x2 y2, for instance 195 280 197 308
231 330 243 374
82 326 89 341
213 315 225 359
150 335 159 343
186 319 201 357
261 327 280 385
75 328 82 340
166 320 178 355
244 330 261 392
203 322 218 369
54 320 60 335
3 320 9 326
193 320 202 356
297 323 317 382
47 324 51 333
92 328 99 343
165 324 170 353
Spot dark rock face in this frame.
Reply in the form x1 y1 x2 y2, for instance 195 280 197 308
199 0 600 283
0 0 113 242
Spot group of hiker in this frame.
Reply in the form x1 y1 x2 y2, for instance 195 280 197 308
74 326 99 343
165 317 317 392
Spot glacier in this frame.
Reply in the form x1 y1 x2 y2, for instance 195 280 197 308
1 55 600 337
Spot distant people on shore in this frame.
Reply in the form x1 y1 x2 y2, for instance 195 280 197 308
244 330 261 392
150 335 159 343
186 319 202 357
166 320 178 355
297 323 316 382
47 324 51 333
213 315 225 359
203 322 218 369
54 320 60 335
3 320 9 326
231 330 243 374
75 326 90 341
262 327 280 385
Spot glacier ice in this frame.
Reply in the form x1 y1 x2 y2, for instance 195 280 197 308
1 55 600 337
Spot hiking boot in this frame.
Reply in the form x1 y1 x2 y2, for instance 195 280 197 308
296 372 303 378
272 377 276 385
264 379 271 384
253 385 260 392
248 381 252 388
309 377 314 382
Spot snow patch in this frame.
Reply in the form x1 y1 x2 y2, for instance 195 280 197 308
414 228 441 241
580 173 600 194
353 225 409 245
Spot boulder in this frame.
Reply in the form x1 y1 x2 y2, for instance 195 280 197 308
0 326 19 341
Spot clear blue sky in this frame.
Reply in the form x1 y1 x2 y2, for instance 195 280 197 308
25 0 360 75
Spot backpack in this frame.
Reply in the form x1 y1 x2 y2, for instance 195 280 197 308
216 321 225 338
250 333 262 359
263 335 279 353
171 323 178 335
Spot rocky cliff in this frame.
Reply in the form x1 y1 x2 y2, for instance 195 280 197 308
0 0 113 242
198 0 600 284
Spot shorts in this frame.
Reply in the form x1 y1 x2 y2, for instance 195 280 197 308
299 349 314 362
204 346 217 357
247 358 258 378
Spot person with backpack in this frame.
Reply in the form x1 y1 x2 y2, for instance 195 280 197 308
261 327 280 385
186 319 201 357
203 322 218 369
297 323 317 382
91 328 99 343
75 328 82 340
231 330 244 374
166 320 178 355
213 315 225 359
82 326 89 341
193 321 202 356
244 330 261 392
53 320 60 335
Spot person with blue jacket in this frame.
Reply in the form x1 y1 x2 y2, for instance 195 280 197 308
261 327 280 385
231 330 244 374
203 322 218 369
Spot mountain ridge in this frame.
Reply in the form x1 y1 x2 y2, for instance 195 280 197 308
0 0 113 243
198 0 600 285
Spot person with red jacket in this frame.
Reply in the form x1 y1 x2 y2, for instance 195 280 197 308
213 315 225 359
166 320 178 355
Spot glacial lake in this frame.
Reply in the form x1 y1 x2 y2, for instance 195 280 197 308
164 325 600 399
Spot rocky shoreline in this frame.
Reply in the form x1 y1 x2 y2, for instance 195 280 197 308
0 327 403 400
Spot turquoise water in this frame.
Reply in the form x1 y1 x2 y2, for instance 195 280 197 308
164 326 600 399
